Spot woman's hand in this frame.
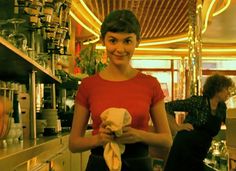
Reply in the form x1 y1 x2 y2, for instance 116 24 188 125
96 121 114 146
114 126 143 144
177 123 194 131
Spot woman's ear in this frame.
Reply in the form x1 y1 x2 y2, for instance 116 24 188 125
136 39 141 48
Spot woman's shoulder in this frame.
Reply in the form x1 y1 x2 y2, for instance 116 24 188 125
218 101 227 109
137 72 159 82
80 74 100 84
184 95 205 107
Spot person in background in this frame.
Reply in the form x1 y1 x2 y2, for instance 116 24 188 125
164 73 234 171
69 9 172 171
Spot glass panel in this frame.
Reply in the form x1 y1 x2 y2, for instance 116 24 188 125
174 59 181 69
141 71 172 102
202 60 236 70
131 59 171 68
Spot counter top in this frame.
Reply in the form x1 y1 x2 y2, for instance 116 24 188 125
0 133 69 169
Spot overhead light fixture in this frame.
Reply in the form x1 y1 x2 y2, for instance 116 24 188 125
213 0 231 16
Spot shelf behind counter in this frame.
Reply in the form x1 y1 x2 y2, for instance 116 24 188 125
0 37 61 84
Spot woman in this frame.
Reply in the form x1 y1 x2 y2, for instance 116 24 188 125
69 9 172 171
164 74 234 171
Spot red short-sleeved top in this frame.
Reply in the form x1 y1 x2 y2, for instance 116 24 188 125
75 72 165 135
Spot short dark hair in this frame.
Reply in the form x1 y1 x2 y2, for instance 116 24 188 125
100 9 141 40
203 73 234 98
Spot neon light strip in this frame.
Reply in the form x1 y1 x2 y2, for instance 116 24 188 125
202 0 217 33
83 37 100 45
96 45 236 53
132 55 236 60
80 0 102 25
213 0 231 16
132 55 182 60
139 37 189 46
69 11 100 37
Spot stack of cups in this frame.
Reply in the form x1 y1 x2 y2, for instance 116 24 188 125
41 109 60 133
36 119 47 135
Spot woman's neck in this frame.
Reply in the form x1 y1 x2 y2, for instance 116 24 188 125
100 65 137 81
209 97 219 110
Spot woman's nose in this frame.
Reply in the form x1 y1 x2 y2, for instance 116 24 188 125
116 43 125 53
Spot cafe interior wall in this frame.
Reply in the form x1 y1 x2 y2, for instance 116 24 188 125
131 58 236 103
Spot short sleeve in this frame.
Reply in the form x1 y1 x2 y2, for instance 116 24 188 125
75 79 90 109
152 78 165 106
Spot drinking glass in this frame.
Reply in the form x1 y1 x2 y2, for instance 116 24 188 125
0 20 8 39
7 18 28 55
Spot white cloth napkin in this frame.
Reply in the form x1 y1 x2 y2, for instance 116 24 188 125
100 108 132 171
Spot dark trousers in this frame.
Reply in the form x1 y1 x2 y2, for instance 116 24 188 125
86 154 152 171
85 143 153 171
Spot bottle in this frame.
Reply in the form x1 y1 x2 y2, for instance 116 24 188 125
219 141 228 171
13 92 21 124
12 91 23 142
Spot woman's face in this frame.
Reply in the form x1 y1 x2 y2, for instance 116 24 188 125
216 87 231 102
103 31 139 67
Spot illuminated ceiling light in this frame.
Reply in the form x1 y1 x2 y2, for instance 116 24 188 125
202 0 217 33
83 37 100 45
197 4 203 11
69 11 100 38
213 0 231 16
135 48 187 52
204 48 236 52
80 0 102 25
133 55 236 60
139 37 188 46
96 45 236 53
202 56 236 60
132 55 182 60
96 46 187 52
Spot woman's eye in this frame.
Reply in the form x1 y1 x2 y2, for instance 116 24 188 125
109 39 117 44
125 39 132 44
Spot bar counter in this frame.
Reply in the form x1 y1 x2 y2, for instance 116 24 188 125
0 132 70 170
228 146 236 170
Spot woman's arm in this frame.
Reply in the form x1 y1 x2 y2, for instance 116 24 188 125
165 97 195 116
69 104 113 153
165 97 195 134
148 99 172 148
115 99 172 148
167 113 193 136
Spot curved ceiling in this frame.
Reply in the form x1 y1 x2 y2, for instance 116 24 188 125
81 0 189 40
71 0 236 56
